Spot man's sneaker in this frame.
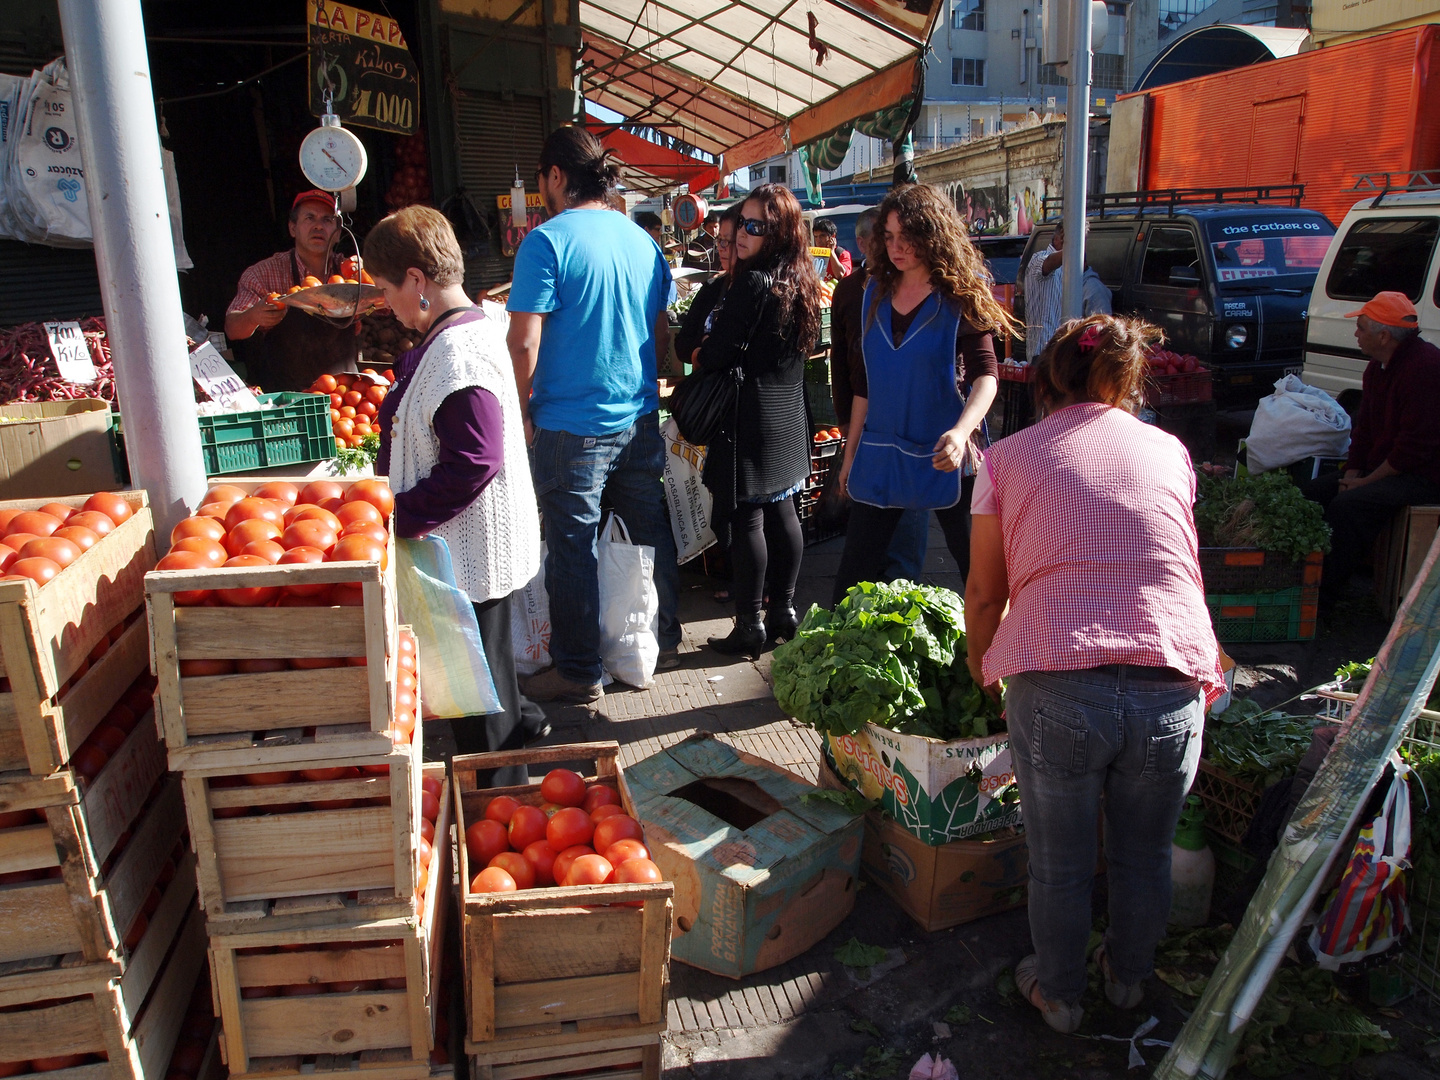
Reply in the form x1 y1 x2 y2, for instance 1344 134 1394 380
656 648 682 672
520 667 603 704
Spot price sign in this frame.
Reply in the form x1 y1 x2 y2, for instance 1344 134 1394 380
44 321 97 384
189 343 261 412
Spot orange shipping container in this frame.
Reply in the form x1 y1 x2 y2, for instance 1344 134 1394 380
1121 26 1440 226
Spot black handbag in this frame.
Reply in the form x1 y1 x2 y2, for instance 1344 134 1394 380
671 276 770 447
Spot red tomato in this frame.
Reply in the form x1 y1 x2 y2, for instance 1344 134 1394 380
90 724 129 755
612 857 663 885
0 533 37 553
347 478 395 518
419 817 436 845
225 517 282 557
465 819 509 867
282 519 339 554
5 556 61 586
19 537 80 568
507 804 548 850
5 510 62 538
540 769 587 808
72 744 109 781
123 911 148 949
604 838 650 866
171 536 227 566
242 540 285 564
420 790 441 821
564 854 614 887
417 835 434 868
290 656 345 669
582 784 621 814
278 545 329 595
521 840 559 887
223 497 285 532
298 480 346 506
236 658 288 673
592 814 644 856
205 484 249 506
31 1056 90 1072
552 845 596 885
336 501 384 529
0 549 15 575
154 549 213 605
341 521 389 546
330 534 387 569
68 510 115 537
421 775 443 799
0 508 21 532
253 481 299 506
217 555 281 607
470 867 517 893
171 515 226 546
590 803 627 823
488 851 536 889
331 582 366 606
38 502 75 524
83 492 133 525
244 770 296 786
485 795 521 824
179 658 235 676
195 502 231 522
547 807 595 852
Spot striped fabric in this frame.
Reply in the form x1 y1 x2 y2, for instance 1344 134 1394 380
1023 246 1064 355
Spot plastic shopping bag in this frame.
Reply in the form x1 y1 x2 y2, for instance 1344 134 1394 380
1308 754 1412 969
598 512 659 689
510 542 551 676
396 536 501 718
10 59 92 248
661 416 715 563
1245 375 1351 474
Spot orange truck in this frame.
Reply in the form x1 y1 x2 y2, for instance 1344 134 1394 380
1109 25 1440 227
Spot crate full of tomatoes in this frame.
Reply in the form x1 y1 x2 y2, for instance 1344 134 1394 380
0 491 157 775
1144 347 1212 406
145 477 400 757
307 369 392 457
452 742 672 1054
203 762 449 1080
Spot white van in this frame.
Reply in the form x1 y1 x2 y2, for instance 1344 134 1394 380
1302 178 1440 407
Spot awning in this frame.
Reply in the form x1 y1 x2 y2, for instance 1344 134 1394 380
579 0 944 183
593 123 723 193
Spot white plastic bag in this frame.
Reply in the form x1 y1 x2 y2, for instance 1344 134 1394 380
511 541 551 677
11 59 92 248
1245 375 1351 473
661 416 715 563
598 512 659 688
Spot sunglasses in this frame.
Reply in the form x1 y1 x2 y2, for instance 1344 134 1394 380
737 216 769 237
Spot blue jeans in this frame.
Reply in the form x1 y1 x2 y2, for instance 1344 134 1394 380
530 412 681 684
884 508 930 580
1006 666 1204 1004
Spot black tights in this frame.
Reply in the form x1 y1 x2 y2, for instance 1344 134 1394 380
731 497 803 622
831 475 975 606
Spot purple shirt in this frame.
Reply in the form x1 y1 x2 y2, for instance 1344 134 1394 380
376 311 506 538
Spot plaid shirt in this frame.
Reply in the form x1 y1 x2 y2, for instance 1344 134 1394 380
981 403 1224 697
1023 246 1063 354
227 250 343 314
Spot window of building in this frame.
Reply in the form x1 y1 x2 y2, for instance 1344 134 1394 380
952 0 985 31
1038 62 1066 86
951 57 986 86
768 165 788 185
1325 217 1439 302
1092 52 1126 91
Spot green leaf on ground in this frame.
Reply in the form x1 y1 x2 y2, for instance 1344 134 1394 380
944 1003 972 1025
835 937 888 974
849 1018 881 1038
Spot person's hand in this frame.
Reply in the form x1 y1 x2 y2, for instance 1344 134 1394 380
933 427 969 472
250 301 287 330
837 456 851 499
1338 470 1367 492
966 651 1002 703
524 417 535 446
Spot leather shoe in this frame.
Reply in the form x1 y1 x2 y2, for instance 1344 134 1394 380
520 666 603 704
708 619 767 659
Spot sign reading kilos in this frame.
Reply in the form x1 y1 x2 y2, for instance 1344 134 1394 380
308 2 419 136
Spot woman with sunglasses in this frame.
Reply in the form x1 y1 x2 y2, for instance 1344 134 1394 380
830 183 1018 603
696 183 822 657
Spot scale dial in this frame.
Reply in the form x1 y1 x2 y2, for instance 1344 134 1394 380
299 122 368 192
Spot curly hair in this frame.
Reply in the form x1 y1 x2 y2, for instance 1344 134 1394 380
733 183 823 352
864 184 1019 339
1031 314 1162 416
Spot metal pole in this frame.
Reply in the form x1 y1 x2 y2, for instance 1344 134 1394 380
1060 0 1094 319
57 0 206 539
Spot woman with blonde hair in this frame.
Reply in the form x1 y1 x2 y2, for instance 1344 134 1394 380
831 183 1017 602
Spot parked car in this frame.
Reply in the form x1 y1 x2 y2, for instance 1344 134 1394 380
1015 191 1336 392
1301 176 1440 410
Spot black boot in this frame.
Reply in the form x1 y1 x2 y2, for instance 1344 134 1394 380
766 603 799 644
708 618 767 659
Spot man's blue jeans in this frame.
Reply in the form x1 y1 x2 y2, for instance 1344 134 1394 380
1006 666 1204 1005
530 411 681 684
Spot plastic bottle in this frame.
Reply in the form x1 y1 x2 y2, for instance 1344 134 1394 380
1169 795 1215 926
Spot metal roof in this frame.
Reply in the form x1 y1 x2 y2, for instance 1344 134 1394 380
578 0 942 181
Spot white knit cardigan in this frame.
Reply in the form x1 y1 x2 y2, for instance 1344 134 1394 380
390 314 540 603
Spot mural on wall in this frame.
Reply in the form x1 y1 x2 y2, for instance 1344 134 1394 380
944 177 1051 235
1011 179 1048 235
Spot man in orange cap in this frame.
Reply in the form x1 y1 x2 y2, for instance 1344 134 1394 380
1304 290 1440 605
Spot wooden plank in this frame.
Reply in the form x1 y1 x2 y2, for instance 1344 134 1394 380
147 559 381 593
466 913 495 1043
167 729 396 773
182 774 226 914
208 776 387 808
0 823 59 875
0 879 85 963
130 907 207 1080
492 972 641 1030
0 771 78 813
241 992 413 1057
74 709 166 868
182 668 372 733
148 590 185 749
0 995 107 1059
235 946 407 988
210 938 249 1075
489 907 642 983
402 925 428 1059
362 581 391 733
117 852 197 1025
52 616 148 770
636 898 668 1025
173 607 370 660
0 955 115 1007
101 779 185 944
212 804 401 902
451 743 620 784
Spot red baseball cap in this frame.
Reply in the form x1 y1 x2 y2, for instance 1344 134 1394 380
1344 291 1419 326
292 189 338 213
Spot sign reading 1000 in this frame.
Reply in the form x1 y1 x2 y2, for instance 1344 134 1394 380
308 1 419 136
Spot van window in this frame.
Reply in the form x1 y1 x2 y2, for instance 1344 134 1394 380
1326 217 1439 302
1210 235 1331 282
1086 227 1134 288
1140 227 1201 286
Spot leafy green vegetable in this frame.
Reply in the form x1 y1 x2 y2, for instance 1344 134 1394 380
1337 656 1440 710
334 432 380 475
1203 699 1322 788
834 937 888 975
771 581 1004 741
1403 748 1440 876
799 789 877 816
1194 472 1331 561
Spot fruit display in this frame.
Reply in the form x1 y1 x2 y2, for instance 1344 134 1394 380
464 767 664 895
306 369 393 452
384 129 431 210
262 255 375 307
0 317 114 403
1146 346 1206 376
812 425 842 446
0 491 135 582
357 312 414 368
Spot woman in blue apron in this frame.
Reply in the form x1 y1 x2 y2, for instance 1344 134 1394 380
831 184 1019 605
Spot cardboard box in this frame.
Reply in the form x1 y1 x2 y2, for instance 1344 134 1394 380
0 398 116 498
624 732 863 979
824 723 1021 845
818 758 1028 931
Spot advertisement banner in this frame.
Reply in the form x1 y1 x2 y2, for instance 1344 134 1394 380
308 1 419 135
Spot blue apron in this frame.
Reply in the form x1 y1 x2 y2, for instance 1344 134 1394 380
848 283 968 511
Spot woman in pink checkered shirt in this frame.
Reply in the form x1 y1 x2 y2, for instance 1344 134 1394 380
965 314 1223 1034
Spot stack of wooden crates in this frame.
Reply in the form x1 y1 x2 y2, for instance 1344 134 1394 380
143 477 448 1080
0 490 208 1080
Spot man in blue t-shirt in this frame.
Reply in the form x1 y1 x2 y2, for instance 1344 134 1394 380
506 126 681 704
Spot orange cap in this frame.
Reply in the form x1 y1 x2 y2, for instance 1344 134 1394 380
1344 291 1419 326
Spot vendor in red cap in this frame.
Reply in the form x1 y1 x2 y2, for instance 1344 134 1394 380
1303 290 1440 606
223 189 358 391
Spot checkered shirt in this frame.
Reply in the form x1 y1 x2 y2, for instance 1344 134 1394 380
980 402 1224 697
227 250 343 314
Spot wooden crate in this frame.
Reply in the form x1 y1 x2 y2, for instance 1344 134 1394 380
1377 505 1440 619
181 733 421 919
0 713 179 965
0 492 156 775
452 742 672 1054
207 764 450 1080
0 894 208 1080
469 1030 662 1080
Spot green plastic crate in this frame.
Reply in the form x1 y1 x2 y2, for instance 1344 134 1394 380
1206 585 1318 643
1208 835 1257 905
115 392 334 477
